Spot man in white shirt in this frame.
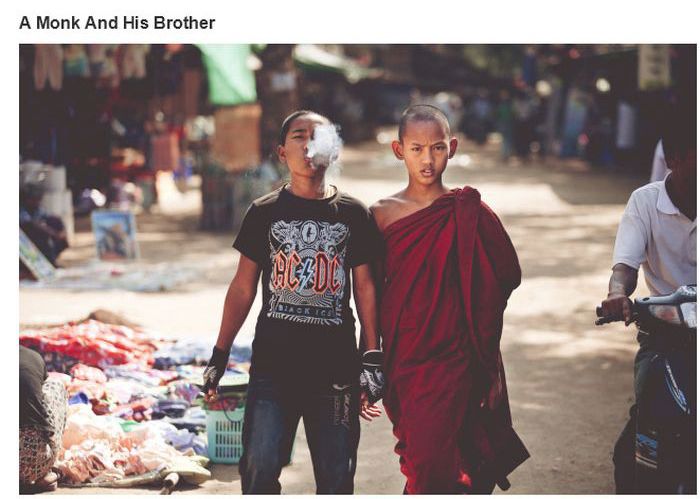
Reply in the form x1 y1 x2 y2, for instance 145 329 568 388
612 165 696 298
599 103 696 493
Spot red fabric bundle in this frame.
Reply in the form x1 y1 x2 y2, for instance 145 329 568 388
19 320 156 368
380 187 528 493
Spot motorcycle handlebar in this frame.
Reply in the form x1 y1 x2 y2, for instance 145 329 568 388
595 305 625 326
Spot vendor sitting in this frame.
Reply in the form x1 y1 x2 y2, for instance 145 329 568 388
20 183 68 267
19 345 68 493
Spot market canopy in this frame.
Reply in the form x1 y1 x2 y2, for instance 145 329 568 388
293 44 382 83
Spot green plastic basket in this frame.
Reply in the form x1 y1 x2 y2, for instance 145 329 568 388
205 404 297 466
206 406 245 464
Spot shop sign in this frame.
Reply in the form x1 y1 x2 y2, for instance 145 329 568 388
638 45 671 91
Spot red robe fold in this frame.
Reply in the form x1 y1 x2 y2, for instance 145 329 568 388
380 186 529 494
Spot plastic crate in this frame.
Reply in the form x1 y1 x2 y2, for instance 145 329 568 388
206 406 245 464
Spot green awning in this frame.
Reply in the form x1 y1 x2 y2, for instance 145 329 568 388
197 44 257 106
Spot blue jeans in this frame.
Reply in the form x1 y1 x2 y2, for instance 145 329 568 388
239 376 360 494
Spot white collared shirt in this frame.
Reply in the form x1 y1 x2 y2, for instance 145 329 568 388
613 179 697 296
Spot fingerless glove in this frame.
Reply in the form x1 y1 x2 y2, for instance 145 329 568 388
202 346 230 393
359 349 385 404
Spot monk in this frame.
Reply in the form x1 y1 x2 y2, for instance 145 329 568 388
371 105 529 494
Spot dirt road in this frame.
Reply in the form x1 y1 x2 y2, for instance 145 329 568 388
21 138 649 494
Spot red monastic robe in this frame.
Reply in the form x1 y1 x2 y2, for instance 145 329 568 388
380 187 529 494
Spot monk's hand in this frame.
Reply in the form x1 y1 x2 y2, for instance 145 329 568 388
360 390 383 421
202 346 229 403
359 349 385 404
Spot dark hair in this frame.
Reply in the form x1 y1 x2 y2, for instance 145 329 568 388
660 100 697 161
278 110 330 145
398 104 451 142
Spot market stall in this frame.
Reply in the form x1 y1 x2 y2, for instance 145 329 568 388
20 316 252 490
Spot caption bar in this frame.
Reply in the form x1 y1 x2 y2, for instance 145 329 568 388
20 15 217 30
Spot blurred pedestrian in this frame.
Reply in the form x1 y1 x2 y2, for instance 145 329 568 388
495 90 514 160
371 105 529 494
560 86 591 158
467 89 492 145
19 346 68 493
203 110 383 494
614 98 638 168
512 89 538 159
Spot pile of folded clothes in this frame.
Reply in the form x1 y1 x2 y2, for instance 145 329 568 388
20 319 251 488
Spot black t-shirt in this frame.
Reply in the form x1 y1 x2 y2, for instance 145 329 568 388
233 186 382 389
19 346 50 435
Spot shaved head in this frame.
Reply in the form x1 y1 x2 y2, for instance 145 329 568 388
398 105 451 142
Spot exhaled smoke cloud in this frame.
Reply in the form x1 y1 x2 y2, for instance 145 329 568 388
306 124 343 171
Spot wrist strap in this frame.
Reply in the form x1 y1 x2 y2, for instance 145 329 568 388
362 349 383 366
211 346 230 363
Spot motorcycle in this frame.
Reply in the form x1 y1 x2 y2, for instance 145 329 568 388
596 285 696 494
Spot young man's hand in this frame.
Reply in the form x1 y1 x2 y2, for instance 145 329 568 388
600 293 634 325
202 346 230 402
359 349 385 421
359 349 385 404
360 391 383 421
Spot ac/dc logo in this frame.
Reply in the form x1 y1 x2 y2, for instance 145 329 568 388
271 250 342 295
267 219 349 325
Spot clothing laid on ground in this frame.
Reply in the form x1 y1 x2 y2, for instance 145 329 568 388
379 186 529 493
612 179 696 296
20 320 157 369
239 375 360 494
233 185 382 391
19 346 68 485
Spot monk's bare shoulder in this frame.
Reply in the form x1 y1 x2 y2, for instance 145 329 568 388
370 191 413 232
